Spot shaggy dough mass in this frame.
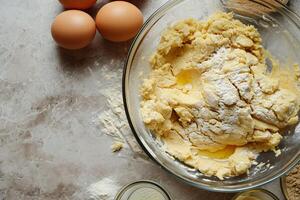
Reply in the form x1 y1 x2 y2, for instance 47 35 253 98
140 12 300 179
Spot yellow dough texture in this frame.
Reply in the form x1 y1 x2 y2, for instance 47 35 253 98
140 12 300 179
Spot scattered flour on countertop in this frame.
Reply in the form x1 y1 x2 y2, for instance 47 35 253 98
99 87 143 154
91 65 143 155
98 87 128 141
86 178 120 200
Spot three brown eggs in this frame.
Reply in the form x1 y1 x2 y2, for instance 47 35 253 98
51 0 144 49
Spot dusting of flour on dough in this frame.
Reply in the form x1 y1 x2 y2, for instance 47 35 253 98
140 12 300 180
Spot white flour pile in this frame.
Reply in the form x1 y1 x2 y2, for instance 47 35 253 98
86 178 120 200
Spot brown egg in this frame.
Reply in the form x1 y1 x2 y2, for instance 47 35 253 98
58 0 97 9
51 10 96 49
95 1 143 42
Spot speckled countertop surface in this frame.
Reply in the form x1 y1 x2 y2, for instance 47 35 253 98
0 0 299 199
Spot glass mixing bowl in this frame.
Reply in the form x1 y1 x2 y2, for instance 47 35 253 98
123 0 300 192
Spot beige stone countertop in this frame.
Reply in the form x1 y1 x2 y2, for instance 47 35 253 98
1 0 299 199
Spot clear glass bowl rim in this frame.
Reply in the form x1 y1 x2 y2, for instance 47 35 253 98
122 0 300 192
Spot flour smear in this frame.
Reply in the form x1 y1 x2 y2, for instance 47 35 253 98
90 64 143 155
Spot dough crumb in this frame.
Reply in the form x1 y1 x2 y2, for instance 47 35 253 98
274 149 281 157
111 141 124 152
